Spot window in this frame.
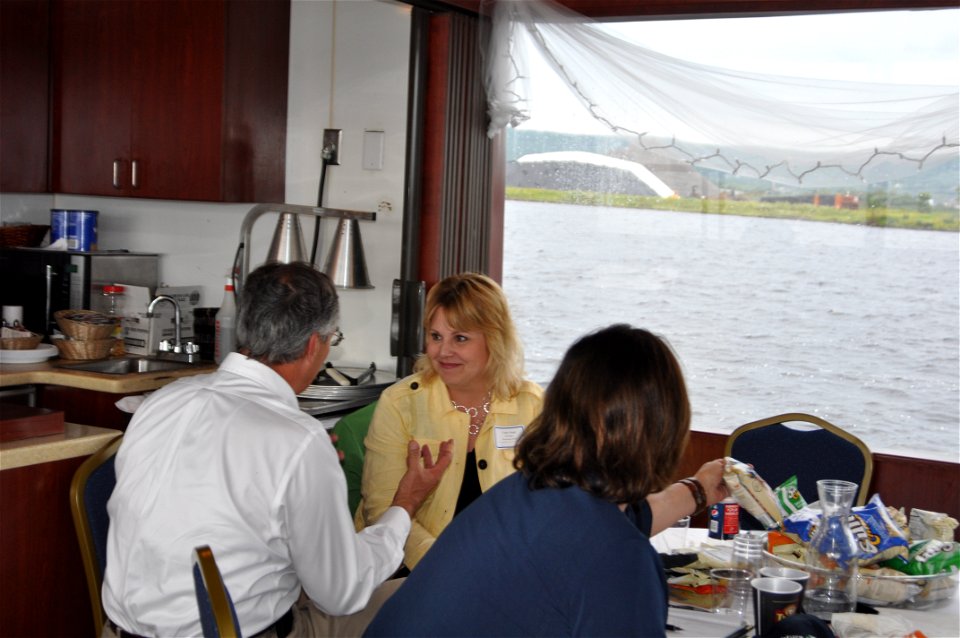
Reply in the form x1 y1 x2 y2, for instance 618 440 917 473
501 9 959 462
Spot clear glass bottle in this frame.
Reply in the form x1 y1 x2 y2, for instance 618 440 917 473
803 479 859 620
102 284 126 356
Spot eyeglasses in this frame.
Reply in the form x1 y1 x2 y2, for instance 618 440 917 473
326 329 344 347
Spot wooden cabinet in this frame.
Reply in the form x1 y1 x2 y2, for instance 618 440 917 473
51 0 289 202
36 385 135 431
0 0 51 193
1 425 121 637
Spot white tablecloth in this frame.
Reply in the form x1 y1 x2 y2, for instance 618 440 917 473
651 528 960 638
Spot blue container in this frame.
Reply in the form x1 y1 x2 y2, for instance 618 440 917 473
67 210 99 251
50 209 68 245
708 498 740 540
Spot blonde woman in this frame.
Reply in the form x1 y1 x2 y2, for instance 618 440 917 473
355 273 543 569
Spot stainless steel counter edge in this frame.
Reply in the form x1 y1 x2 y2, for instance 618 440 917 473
0 359 217 393
0 423 122 470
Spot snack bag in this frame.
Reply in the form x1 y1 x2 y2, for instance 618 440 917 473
784 494 909 565
722 458 782 529
849 494 910 565
908 508 959 542
773 475 807 517
883 539 960 576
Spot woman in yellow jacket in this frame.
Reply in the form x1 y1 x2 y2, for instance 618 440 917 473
355 273 543 569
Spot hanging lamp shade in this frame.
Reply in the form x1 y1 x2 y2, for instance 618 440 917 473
265 213 307 264
322 218 373 289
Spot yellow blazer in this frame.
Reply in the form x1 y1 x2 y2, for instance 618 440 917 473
354 372 543 568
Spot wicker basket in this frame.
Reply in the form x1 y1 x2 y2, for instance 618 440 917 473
0 331 43 350
55 310 118 340
0 224 50 247
53 338 115 360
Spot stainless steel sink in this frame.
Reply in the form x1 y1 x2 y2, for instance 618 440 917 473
56 357 195 375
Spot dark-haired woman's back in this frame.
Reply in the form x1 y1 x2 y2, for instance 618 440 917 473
364 472 668 637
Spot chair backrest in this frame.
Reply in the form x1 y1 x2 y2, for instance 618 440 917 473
69 434 123 637
193 545 242 638
725 413 874 529
332 400 377 516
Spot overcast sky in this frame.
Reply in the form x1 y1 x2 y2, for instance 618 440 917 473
520 8 960 135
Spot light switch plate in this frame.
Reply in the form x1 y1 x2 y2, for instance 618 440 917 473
362 130 385 170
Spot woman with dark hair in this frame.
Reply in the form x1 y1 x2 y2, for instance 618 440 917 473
365 324 728 637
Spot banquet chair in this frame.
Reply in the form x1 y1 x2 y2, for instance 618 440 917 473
332 401 377 516
193 545 242 638
724 413 873 529
69 434 124 637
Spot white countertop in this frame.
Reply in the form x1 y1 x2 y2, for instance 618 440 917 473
651 527 959 638
0 422 122 470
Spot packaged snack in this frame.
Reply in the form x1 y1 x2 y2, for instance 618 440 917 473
850 494 910 565
783 494 909 565
783 506 819 542
908 508 959 542
722 457 782 529
773 475 807 516
886 506 909 537
855 567 924 605
884 539 959 576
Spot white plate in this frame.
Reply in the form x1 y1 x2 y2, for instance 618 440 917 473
0 343 58 364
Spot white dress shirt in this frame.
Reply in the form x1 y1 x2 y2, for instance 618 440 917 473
102 353 410 637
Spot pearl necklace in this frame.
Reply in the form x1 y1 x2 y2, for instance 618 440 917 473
451 392 491 437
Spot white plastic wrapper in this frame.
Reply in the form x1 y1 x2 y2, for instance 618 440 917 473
909 508 959 542
831 612 915 638
722 457 782 529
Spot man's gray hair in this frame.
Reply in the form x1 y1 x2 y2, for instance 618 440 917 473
236 262 339 364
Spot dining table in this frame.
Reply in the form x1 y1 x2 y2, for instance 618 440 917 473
651 527 960 638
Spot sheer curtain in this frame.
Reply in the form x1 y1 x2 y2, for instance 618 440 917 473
483 0 959 186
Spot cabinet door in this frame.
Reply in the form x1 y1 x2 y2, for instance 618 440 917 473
52 0 288 201
129 0 226 200
0 0 50 193
53 0 134 196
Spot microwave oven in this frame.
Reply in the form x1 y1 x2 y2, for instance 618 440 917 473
0 248 159 335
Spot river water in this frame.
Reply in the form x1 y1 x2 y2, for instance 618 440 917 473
502 200 960 462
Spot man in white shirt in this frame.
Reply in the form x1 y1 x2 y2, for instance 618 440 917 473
102 262 452 638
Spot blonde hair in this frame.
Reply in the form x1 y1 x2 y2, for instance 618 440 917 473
414 273 525 400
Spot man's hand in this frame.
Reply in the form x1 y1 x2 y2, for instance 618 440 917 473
328 432 345 462
391 439 454 518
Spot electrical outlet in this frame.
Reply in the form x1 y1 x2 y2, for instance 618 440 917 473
323 128 342 165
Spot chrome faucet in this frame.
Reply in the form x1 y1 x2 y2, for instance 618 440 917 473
146 295 200 362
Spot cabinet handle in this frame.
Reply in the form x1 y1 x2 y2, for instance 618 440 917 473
45 264 54 333
131 160 139 189
112 160 122 189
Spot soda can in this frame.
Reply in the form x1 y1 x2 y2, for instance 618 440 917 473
67 210 99 251
708 498 741 540
50 209 68 245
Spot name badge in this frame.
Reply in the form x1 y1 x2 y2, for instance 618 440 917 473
494 425 524 449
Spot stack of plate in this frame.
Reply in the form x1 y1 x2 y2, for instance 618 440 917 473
297 365 395 402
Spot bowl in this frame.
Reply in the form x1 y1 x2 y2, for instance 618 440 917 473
54 310 117 340
0 330 43 350
52 337 115 361
764 550 958 610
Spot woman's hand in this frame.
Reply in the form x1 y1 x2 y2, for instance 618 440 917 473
694 458 730 507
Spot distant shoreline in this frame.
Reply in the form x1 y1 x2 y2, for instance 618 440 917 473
506 187 960 232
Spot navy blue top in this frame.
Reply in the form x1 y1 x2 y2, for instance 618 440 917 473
365 472 667 637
